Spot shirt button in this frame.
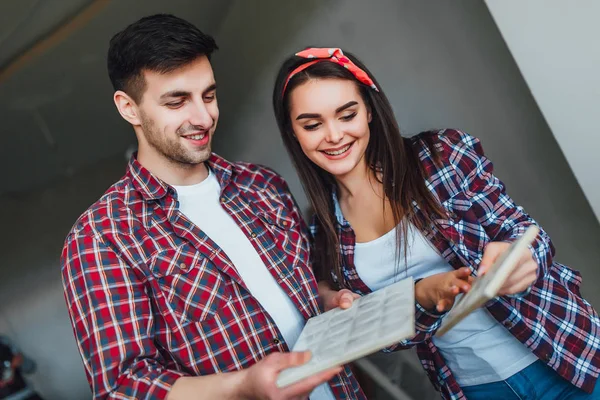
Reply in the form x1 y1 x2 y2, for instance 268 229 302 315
282 221 288 226
543 353 552 362
273 338 280 345
250 232 257 238
179 262 186 269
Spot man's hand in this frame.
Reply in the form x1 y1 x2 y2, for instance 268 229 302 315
478 241 538 295
318 282 361 312
239 351 341 400
168 351 340 400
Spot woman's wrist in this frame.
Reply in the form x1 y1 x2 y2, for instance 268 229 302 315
415 279 435 310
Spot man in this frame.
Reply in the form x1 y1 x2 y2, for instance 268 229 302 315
60 14 364 400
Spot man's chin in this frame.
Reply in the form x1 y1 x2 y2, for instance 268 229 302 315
176 151 211 166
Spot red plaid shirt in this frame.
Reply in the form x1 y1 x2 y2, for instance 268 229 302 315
61 154 365 399
311 129 600 400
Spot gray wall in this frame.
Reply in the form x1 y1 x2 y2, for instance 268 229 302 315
212 0 600 298
486 0 600 223
0 156 127 399
1 1 599 399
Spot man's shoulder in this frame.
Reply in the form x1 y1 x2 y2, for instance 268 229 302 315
67 174 141 239
231 161 289 193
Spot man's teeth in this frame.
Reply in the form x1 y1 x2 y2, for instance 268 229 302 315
186 133 206 140
324 143 351 156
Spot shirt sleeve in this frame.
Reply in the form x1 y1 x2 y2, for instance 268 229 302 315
443 129 554 297
61 232 185 399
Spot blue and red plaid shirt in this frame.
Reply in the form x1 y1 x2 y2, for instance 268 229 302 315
61 153 365 399
311 129 600 400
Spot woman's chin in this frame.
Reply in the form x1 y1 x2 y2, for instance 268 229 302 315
319 161 356 178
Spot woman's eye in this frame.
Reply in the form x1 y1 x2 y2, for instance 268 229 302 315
304 122 321 131
341 112 357 121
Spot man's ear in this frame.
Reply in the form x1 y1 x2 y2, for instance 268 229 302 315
114 90 142 126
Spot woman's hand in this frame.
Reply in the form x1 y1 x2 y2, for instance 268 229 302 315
415 267 474 312
478 241 538 295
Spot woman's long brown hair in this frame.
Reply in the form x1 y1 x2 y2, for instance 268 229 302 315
272 50 446 289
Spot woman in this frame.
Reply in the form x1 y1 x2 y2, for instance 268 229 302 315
272 47 600 399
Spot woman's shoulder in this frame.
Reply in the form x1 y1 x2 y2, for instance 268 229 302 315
409 128 486 167
410 128 481 152
408 129 493 201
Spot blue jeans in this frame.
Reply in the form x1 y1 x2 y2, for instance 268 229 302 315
461 360 600 399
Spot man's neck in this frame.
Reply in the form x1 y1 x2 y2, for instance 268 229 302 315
137 151 209 186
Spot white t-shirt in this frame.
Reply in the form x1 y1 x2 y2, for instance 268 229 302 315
173 170 334 399
354 224 537 387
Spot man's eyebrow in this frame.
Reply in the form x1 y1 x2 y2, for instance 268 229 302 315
160 90 191 99
203 83 217 95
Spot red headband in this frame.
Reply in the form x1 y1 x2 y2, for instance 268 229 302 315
282 47 379 94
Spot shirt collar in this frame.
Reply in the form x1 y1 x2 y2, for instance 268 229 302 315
127 152 234 201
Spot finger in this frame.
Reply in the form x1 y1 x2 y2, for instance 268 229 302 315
339 294 355 309
270 351 312 371
336 290 356 309
519 246 535 264
479 242 509 275
500 270 537 296
437 299 451 312
515 260 538 280
501 260 538 292
328 291 343 310
511 253 536 279
280 366 343 398
454 267 472 278
446 284 459 295
457 281 471 293
450 277 471 293
500 265 536 295
436 285 460 309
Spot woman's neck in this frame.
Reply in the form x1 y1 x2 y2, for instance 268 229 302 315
335 161 396 241
336 160 382 201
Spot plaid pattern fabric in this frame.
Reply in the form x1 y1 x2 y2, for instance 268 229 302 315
310 129 600 399
61 153 365 399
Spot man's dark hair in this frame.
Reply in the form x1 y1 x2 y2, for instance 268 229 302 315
107 14 218 103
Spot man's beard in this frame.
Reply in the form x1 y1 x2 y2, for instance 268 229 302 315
140 111 212 166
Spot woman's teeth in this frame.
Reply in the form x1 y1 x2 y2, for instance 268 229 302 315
323 143 351 156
